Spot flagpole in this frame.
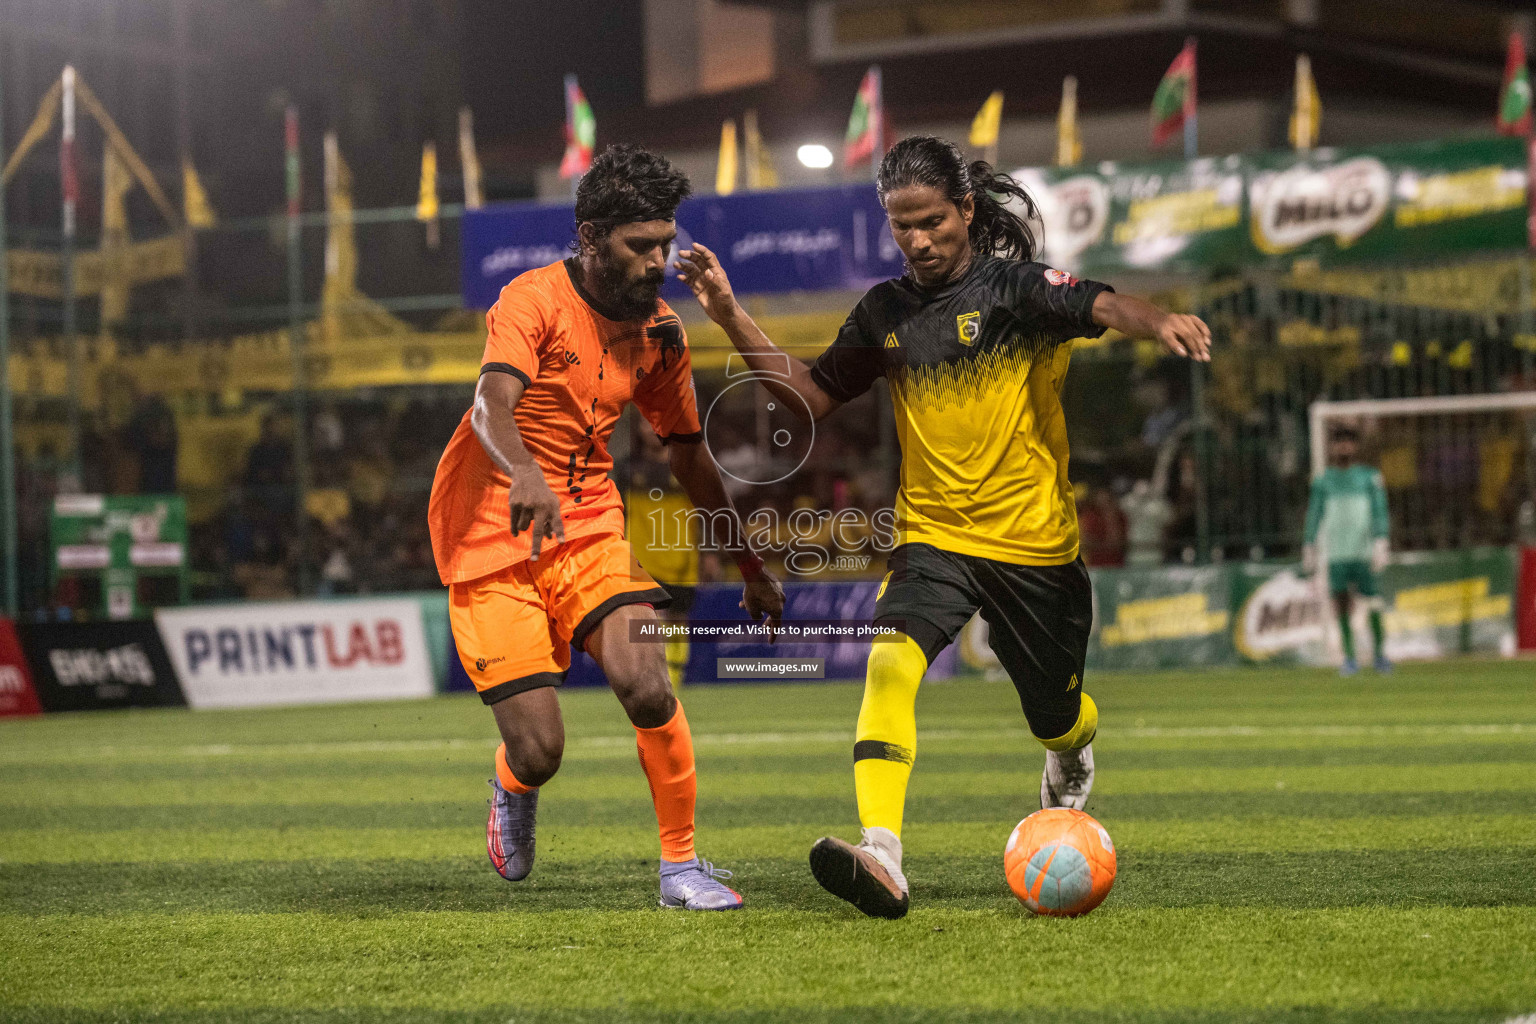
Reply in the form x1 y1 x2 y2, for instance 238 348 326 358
564 74 579 201
0 49 17 616
61 66 81 486
1183 39 1198 161
872 65 883 181
285 106 311 595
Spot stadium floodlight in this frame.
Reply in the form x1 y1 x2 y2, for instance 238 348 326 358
797 144 834 169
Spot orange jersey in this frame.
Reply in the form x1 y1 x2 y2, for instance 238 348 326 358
429 259 702 585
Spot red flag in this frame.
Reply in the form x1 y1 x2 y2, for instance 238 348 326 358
1497 33 1532 137
1151 39 1197 149
284 106 301 218
844 67 884 167
560 74 596 180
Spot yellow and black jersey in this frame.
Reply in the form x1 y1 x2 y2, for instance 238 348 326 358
810 255 1111 566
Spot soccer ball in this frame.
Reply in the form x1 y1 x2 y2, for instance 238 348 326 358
1004 808 1116 917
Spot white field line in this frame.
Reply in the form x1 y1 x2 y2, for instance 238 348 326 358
1 721 1531 766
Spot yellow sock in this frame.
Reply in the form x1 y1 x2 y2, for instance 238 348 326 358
1038 693 1098 751
853 634 928 838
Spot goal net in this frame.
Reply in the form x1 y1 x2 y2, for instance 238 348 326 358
1309 392 1536 553
1303 391 1536 662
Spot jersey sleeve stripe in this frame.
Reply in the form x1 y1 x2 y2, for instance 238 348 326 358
480 362 532 388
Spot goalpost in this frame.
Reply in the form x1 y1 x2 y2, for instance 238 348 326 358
1309 391 1536 550
1306 391 1536 661
1309 392 1536 481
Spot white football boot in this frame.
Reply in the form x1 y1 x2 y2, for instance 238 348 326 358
1040 742 1095 810
809 826 909 919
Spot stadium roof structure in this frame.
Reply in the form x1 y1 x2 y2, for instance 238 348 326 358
483 1 1527 177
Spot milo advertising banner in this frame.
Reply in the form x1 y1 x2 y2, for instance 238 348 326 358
1000 138 1528 278
1232 563 1330 666
1086 564 1235 671
1013 156 1248 276
1246 138 1528 265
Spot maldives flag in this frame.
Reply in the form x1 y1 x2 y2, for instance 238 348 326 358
559 74 596 179
1497 33 1532 137
845 66 883 167
1151 38 1196 148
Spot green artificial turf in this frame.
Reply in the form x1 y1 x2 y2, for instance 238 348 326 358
2 661 1534 1023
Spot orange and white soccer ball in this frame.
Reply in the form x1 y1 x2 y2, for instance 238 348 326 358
1004 808 1117 916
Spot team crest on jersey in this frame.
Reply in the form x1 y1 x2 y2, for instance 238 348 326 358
956 311 981 346
1044 268 1078 286
884 332 900 349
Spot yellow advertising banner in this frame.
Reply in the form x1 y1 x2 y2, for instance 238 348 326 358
6 236 186 299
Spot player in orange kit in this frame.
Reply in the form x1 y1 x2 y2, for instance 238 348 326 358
429 145 783 909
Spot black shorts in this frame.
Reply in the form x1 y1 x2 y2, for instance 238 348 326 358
873 543 1093 736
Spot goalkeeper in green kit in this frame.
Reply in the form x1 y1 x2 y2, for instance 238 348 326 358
1303 426 1392 676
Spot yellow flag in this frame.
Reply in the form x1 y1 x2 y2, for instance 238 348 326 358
743 109 778 190
100 146 135 326
416 141 439 222
1289 54 1321 151
103 146 132 242
969 90 1004 149
1056 76 1082 167
716 120 738 195
458 107 484 209
181 155 216 228
323 131 358 319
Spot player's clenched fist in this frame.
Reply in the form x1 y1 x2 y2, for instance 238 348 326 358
506 473 564 561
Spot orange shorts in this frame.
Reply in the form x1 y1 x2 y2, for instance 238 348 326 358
450 531 670 704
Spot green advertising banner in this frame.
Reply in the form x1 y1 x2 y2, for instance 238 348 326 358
50 494 189 620
1231 562 1327 665
1246 138 1528 266
1011 137 1529 277
1015 156 1249 276
1382 547 1516 660
1231 549 1516 666
1086 564 1236 671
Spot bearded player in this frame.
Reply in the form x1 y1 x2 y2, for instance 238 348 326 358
430 144 784 910
676 135 1211 918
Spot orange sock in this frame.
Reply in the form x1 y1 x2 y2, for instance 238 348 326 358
494 743 535 794
634 701 697 863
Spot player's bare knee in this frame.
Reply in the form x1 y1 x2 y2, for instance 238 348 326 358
613 667 676 729
504 728 563 786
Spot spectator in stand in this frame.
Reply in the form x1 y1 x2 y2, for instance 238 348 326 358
244 414 294 514
124 395 179 494
1076 481 1128 568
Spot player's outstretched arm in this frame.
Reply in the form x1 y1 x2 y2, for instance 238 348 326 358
666 439 785 635
472 371 565 561
1091 291 1212 362
675 243 842 423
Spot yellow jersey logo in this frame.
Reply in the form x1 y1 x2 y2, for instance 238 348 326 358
956 311 981 346
884 332 900 349
876 571 892 601
1066 673 1080 692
